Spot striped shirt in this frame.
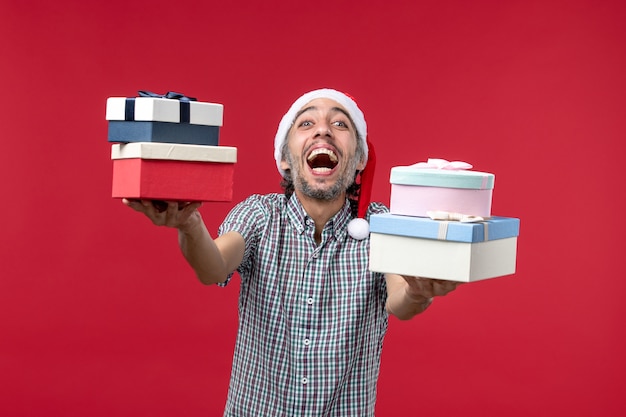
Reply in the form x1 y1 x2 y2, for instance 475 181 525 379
218 193 389 416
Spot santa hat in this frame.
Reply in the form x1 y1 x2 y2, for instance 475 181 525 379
273 88 375 240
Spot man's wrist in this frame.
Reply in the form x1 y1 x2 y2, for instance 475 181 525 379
177 211 203 235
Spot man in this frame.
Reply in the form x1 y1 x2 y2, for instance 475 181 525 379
124 88 459 416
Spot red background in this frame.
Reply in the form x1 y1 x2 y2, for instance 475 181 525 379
1 0 624 416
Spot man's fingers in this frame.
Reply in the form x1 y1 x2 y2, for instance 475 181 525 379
401 276 462 298
165 201 180 215
152 200 169 212
430 279 461 296
123 198 148 213
122 198 202 228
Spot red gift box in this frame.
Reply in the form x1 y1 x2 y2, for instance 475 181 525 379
111 143 236 202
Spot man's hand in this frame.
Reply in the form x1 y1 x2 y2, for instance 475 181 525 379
401 275 461 300
122 199 203 230
386 274 462 320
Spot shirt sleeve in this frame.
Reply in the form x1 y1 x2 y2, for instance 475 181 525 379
367 201 389 218
367 201 390 309
216 194 268 286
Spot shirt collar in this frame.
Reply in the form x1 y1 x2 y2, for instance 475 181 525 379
286 194 352 240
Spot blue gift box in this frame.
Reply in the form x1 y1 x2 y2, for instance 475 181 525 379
369 213 520 243
369 214 520 282
107 121 220 145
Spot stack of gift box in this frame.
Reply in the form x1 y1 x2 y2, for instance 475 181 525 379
369 158 520 282
106 91 237 208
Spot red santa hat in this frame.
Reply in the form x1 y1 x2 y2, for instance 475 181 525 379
273 88 375 240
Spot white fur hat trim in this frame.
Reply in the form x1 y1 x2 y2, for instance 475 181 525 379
273 88 368 176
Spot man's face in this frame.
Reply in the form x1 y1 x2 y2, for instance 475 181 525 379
280 98 365 201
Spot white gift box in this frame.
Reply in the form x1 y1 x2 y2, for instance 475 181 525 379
111 142 236 163
106 96 224 126
368 214 519 282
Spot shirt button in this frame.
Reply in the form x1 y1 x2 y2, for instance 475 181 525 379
301 377 308 385
304 338 311 346
307 297 314 305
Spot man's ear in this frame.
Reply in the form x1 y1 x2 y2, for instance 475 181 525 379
280 158 290 171
356 156 366 171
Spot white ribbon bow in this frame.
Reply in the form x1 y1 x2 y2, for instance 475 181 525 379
428 211 490 241
411 158 473 170
427 210 484 223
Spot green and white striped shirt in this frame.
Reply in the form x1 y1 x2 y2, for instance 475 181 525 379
218 193 389 416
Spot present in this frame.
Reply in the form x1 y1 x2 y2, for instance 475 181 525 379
107 121 220 145
111 142 237 202
370 213 519 242
368 213 519 282
106 91 224 126
389 158 495 218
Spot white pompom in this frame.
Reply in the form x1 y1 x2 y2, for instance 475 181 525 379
348 218 370 240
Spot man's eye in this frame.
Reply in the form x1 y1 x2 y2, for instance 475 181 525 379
332 121 347 128
298 120 313 127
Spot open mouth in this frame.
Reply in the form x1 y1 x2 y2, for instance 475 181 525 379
307 148 338 173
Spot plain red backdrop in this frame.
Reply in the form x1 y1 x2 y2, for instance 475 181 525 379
1 0 624 416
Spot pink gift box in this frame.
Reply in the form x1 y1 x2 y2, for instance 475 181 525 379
389 159 495 218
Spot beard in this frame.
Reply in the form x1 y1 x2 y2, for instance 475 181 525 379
285 150 359 201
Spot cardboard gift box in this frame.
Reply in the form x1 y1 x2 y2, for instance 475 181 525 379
106 96 224 126
368 213 520 282
107 120 220 145
389 159 495 218
111 142 237 202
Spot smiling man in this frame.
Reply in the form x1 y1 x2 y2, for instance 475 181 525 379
278 96 366 243
124 88 459 416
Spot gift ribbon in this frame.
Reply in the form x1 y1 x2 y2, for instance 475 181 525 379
435 221 490 241
428 210 489 241
411 158 473 170
124 90 198 123
137 90 197 101
411 158 490 189
427 210 484 223
436 221 450 240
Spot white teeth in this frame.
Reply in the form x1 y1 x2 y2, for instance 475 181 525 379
307 148 338 162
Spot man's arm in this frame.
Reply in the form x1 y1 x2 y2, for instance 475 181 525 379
385 274 460 320
123 199 245 285
178 212 245 285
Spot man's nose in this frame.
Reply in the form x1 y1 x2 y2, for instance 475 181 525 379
314 122 332 137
